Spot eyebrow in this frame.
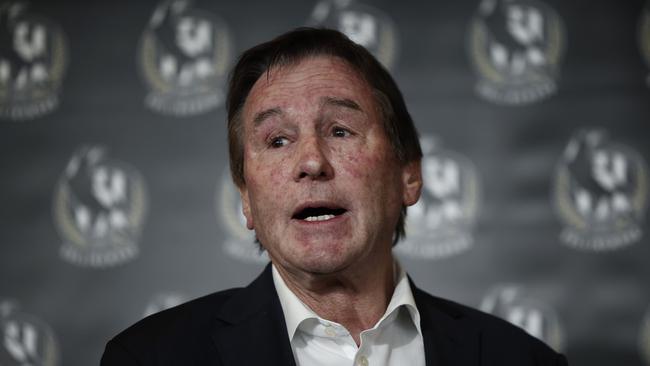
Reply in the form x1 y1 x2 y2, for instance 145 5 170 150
322 96 362 112
253 107 282 126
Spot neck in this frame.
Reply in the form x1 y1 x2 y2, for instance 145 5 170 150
274 251 395 346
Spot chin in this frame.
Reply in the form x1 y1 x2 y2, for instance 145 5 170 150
296 260 350 276
291 243 359 275
266 235 363 273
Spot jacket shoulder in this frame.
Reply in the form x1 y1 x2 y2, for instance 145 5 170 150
415 288 568 365
102 288 241 365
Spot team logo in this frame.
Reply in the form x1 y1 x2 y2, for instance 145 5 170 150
308 0 399 70
0 300 59 366
553 129 648 251
480 284 564 351
639 2 650 86
468 0 566 105
216 169 268 263
138 0 232 116
0 2 67 120
53 146 148 267
396 136 481 259
143 292 187 317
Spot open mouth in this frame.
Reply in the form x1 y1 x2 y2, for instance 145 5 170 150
292 206 347 222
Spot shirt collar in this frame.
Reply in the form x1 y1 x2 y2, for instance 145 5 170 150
272 264 318 340
271 261 422 341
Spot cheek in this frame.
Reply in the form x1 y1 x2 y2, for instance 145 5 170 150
360 157 382 180
340 151 364 179
333 144 367 178
266 155 293 191
246 149 287 181
338 145 393 181
268 169 284 183
246 156 291 206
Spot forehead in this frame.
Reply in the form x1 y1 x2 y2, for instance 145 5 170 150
242 56 376 121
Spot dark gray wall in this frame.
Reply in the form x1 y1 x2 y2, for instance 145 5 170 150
1 0 649 365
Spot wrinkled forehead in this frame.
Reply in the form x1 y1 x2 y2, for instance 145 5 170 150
240 56 377 127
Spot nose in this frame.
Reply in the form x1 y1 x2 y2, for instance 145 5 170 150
293 136 334 182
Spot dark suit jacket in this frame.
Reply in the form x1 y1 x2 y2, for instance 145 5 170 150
101 265 568 365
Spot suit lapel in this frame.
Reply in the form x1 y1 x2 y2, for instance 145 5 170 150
413 284 481 366
211 267 480 366
211 264 296 366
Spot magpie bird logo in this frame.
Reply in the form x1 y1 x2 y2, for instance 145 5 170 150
217 168 268 263
396 136 480 259
553 129 648 251
53 146 148 267
0 301 59 366
0 1 67 120
468 0 565 105
309 0 398 70
138 0 232 116
480 285 564 352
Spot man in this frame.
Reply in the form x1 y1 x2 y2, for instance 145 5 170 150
101 28 568 366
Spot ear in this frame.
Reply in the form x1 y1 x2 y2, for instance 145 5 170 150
402 160 422 207
238 185 255 230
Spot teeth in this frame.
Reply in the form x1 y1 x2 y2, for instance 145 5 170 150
304 214 335 222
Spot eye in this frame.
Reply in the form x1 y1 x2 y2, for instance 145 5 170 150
332 127 351 138
270 136 289 148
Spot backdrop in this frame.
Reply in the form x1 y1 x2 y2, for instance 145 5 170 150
1 0 649 365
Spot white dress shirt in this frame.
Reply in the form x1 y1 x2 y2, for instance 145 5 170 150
272 263 426 366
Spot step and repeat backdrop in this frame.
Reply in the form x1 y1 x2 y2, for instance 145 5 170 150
1 0 649 364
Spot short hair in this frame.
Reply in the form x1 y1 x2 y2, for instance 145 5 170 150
226 27 422 245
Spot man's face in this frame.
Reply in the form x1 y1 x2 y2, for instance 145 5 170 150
238 56 421 275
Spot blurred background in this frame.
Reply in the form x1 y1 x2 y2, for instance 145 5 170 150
0 0 649 364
